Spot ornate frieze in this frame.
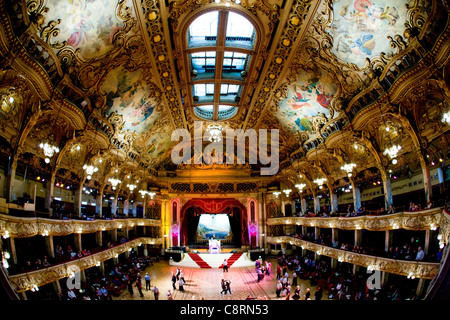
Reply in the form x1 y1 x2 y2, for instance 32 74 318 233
0 214 161 238
7 237 162 292
267 235 440 279
266 207 443 231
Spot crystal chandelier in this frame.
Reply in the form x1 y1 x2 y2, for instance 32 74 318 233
443 111 450 124
341 163 356 177
39 142 60 164
383 144 401 164
108 178 121 190
273 191 281 198
283 189 292 196
295 183 306 192
206 123 223 142
83 164 98 180
314 178 326 186
127 184 137 192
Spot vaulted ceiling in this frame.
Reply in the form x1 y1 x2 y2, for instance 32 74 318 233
0 0 449 197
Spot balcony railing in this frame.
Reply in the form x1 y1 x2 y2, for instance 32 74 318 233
0 214 161 238
7 237 162 293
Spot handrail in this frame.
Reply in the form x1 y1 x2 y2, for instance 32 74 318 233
267 207 443 231
0 214 161 238
267 235 440 280
7 237 162 293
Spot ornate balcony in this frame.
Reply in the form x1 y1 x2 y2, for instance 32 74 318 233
7 237 162 292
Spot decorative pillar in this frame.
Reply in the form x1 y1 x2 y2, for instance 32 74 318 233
424 230 432 255
260 189 267 253
96 231 103 247
350 180 362 212
111 195 118 217
301 198 307 214
332 228 339 243
420 156 432 203
354 229 362 247
74 184 83 217
416 278 426 297
302 225 307 236
314 227 320 240
124 198 129 216
385 230 393 253
45 235 55 259
9 237 18 265
74 233 82 252
132 201 137 217
437 167 445 197
330 191 338 213
381 170 393 209
110 229 118 243
44 170 57 215
5 151 20 203
313 196 320 213
95 194 102 216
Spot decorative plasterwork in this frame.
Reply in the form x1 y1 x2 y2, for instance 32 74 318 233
267 236 439 279
7 237 163 292
0 214 161 238
266 207 443 231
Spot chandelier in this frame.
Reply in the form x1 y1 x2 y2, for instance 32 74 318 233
283 189 292 196
127 184 137 192
206 123 223 142
108 178 121 190
341 163 356 177
295 183 306 192
443 111 450 124
313 178 326 186
214 0 241 6
273 191 281 198
383 144 401 164
139 190 157 199
83 164 98 180
39 142 60 164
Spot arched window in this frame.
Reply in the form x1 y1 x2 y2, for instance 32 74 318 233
187 10 256 121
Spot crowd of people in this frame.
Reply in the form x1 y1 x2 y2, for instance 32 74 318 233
61 252 157 300
274 253 419 300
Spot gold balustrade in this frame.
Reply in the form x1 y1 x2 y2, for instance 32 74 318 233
7 237 163 293
267 236 440 280
0 214 161 238
266 207 444 231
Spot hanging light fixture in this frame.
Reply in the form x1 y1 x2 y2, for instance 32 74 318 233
313 177 326 186
127 184 137 192
148 191 156 199
283 189 292 197
295 183 306 192
206 123 223 142
341 163 356 177
109 178 121 190
442 111 450 124
39 142 60 164
273 191 281 198
383 144 401 163
83 164 98 180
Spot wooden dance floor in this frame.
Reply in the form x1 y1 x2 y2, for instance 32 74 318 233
114 257 326 300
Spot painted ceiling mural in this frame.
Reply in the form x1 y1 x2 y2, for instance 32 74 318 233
326 0 412 67
37 0 134 59
276 66 338 134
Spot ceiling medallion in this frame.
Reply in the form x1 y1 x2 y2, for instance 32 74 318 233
206 123 223 143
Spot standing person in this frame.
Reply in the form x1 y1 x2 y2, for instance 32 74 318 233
223 259 228 272
285 284 291 300
144 273 151 290
178 276 185 291
171 272 177 290
315 287 323 300
266 261 272 276
176 268 181 280
305 288 311 300
127 279 133 296
256 267 262 282
166 290 173 300
225 279 231 295
292 271 298 286
151 285 159 300
220 279 227 295
276 280 282 298
135 279 144 297
293 286 301 300
276 265 282 280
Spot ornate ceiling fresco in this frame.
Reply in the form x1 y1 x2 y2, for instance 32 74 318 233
0 0 449 199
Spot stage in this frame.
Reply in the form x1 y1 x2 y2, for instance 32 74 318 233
169 251 256 269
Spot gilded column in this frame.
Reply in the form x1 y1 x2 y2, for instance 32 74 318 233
350 179 362 212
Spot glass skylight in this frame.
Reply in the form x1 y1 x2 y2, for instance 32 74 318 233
225 12 255 49
188 11 219 47
191 51 216 76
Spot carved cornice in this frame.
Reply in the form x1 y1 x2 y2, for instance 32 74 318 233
7 237 162 292
0 214 161 238
266 207 443 231
267 236 440 279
